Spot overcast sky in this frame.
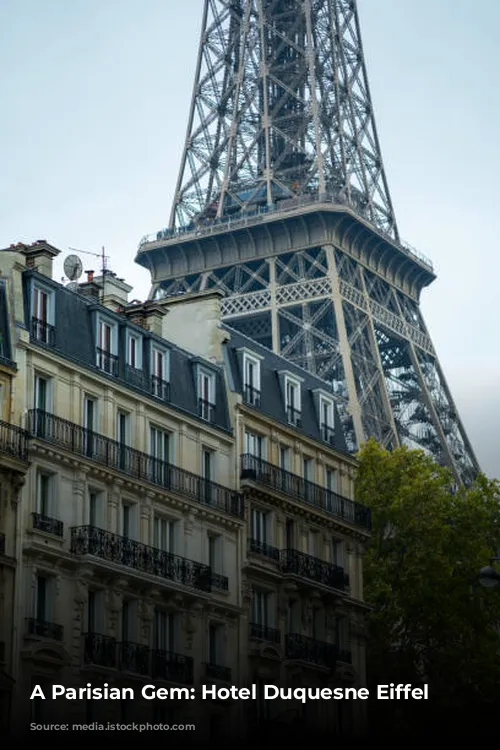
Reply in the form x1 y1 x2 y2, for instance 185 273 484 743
0 0 498 479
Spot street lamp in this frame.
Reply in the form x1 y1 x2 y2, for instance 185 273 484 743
479 557 500 589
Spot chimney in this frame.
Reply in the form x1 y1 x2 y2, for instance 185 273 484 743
20 240 60 278
95 271 133 312
86 270 94 282
122 300 168 336
159 289 226 360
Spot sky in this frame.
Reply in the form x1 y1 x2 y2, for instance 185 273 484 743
0 0 498 479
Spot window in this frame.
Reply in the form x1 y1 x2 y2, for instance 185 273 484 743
122 600 137 642
151 347 169 400
96 317 117 375
150 425 171 483
88 490 102 528
36 472 53 517
335 616 349 652
242 353 261 407
312 609 325 641
35 574 54 624
320 396 335 444
288 598 300 632
34 374 51 412
331 537 345 568
279 445 290 471
154 610 176 652
154 517 176 553
325 468 338 511
244 431 263 459
285 519 295 549
117 411 130 470
32 285 54 344
127 333 142 369
252 590 270 627
202 448 215 503
83 396 97 457
284 376 301 426
198 369 215 421
308 530 319 557
122 504 137 540
303 457 312 482
208 533 223 574
87 590 105 634
251 508 269 543
208 623 224 665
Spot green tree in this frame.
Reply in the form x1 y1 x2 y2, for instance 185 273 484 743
356 438 500 739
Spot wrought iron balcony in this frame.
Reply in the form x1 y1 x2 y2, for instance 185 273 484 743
0 419 29 461
241 454 371 531
285 633 337 670
71 525 212 592
204 662 231 681
151 375 170 402
29 410 244 518
96 347 119 377
152 649 194 684
248 538 280 562
321 423 335 445
286 405 302 427
118 641 150 675
31 317 55 347
0 533 4 554
250 623 281 644
32 512 63 537
243 384 261 408
281 549 349 591
26 617 64 642
210 572 229 591
198 398 215 422
84 632 117 668
125 364 145 388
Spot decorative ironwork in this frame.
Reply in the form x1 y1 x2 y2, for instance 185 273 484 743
248 538 280 562
71 525 212 592
96 347 119 376
285 633 337 670
241 454 371 531
210 572 229 591
32 512 63 537
118 641 150 675
243 385 261 408
204 663 231 682
281 549 349 591
29 410 244 518
321 423 335 446
125 364 145 389
31 317 55 346
84 632 117 668
286 405 302 428
151 375 170 401
250 623 281 645
152 649 194 684
0 419 29 461
26 617 64 641
198 398 215 422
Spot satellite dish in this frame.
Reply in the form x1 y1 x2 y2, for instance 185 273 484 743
66 282 79 292
64 254 83 281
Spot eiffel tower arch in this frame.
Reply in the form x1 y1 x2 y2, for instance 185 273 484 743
135 0 479 486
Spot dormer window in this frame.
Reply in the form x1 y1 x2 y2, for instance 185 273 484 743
320 396 335 445
151 346 170 401
127 333 142 370
243 352 261 407
32 284 55 346
96 316 118 376
285 375 301 427
198 367 215 422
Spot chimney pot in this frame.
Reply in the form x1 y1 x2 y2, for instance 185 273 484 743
86 269 94 282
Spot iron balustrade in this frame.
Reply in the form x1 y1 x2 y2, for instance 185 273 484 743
29 410 244 518
31 317 55 346
26 618 64 641
151 375 170 401
84 633 117 668
285 633 337 669
241 454 371 531
198 398 215 422
210 572 229 591
286 405 302 427
71 525 212 592
0 533 4 554
321 423 335 445
125 364 145 389
0 419 29 461
250 623 281 644
204 663 231 681
248 538 280 561
118 641 150 676
281 549 349 591
96 347 119 376
152 649 194 684
243 385 261 408
32 512 63 537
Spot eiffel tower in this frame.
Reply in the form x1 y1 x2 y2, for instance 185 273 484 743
136 0 479 485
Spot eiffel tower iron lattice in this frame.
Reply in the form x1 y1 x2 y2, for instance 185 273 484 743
136 0 479 486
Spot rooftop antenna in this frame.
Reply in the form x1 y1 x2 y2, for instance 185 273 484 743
68 246 110 303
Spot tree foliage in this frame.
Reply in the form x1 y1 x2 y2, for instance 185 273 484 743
356 439 500 738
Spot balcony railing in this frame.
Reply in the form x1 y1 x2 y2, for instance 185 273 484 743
151 375 170 402
32 512 63 537
118 641 150 675
210 572 229 591
0 419 29 461
96 347 119 377
125 364 145 389
241 454 371 531
243 385 261 408
198 398 215 422
0 533 4 554
26 617 64 641
31 317 55 347
152 649 193 684
84 633 117 668
29 410 244 518
285 633 337 670
250 623 281 644
204 662 231 681
248 538 280 562
71 525 212 592
281 549 349 591
286 405 302 427
321 423 335 445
